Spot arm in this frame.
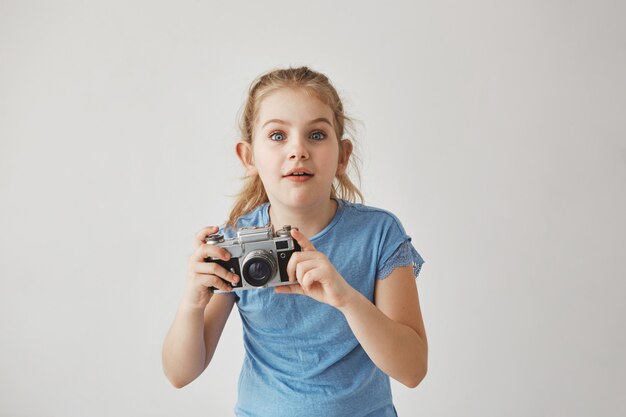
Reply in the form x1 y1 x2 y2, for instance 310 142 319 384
162 226 241 388
338 265 428 388
275 229 427 388
162 293 235 388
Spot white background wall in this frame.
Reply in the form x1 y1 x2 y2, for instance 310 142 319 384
1 1 625 416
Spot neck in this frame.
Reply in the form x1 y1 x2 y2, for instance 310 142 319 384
268 198 338 238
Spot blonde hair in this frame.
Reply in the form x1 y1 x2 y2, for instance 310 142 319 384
227 66 363 228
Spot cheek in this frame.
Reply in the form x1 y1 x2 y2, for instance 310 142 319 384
330 146 341 166
250 146 276 174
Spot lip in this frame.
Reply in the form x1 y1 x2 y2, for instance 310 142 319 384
283 168 314 183
283 168 314 177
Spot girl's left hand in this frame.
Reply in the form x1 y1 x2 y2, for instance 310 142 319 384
274 229 356 308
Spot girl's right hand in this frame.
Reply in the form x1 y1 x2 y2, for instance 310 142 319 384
182 226 240 310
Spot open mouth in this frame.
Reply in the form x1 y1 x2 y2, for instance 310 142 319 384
284 168 314 178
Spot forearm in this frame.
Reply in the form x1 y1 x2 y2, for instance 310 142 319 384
338 290 428 388
162 304 207 388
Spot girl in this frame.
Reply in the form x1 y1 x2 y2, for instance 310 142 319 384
162 67 427 417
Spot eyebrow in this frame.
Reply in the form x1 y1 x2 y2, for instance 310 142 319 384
261 117 333 129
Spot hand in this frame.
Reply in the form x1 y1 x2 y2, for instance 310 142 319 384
274 229 356 308
183 226 240 309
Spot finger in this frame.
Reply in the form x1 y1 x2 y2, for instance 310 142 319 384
300 267 325 292
192 243 232 262
287 252 322 282
286 252 307 282
193 261 240 285
294 259 318 284
192 272 233 293
296 261 321 292
274 283 304 295
195 226 220 248
291 229 316 252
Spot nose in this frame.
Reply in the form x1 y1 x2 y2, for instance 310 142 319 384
288 135 309 160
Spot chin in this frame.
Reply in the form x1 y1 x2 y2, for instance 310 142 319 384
284 191 332 209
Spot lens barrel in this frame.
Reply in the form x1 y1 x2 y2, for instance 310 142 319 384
241 250 277 286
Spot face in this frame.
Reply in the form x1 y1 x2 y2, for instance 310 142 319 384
238 87 351 211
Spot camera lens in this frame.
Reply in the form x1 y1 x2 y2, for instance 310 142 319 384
242 250 277 287
246 260 271 282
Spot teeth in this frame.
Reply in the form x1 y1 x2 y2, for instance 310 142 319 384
292 172 307 176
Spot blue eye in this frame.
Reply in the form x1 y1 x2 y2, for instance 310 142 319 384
310 131 326 141
269 132 285 141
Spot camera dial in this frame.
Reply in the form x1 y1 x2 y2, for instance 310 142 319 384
276 225 296 237
205 234 225 245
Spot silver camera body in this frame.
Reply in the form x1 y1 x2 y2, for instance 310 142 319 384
204 225 301 292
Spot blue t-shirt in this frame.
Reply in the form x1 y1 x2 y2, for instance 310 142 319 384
220 199 424 417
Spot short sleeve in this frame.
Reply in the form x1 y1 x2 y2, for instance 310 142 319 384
377 239 425 280
375 212 425 280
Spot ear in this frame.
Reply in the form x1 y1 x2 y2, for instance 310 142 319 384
336 139 353 175
236 141 258 176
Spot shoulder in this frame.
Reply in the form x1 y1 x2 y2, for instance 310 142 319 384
236 202 269 227
220 203 269 238
337 200 425 280
338 200 407 235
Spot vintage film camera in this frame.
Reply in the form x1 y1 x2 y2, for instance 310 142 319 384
204 225 301 292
